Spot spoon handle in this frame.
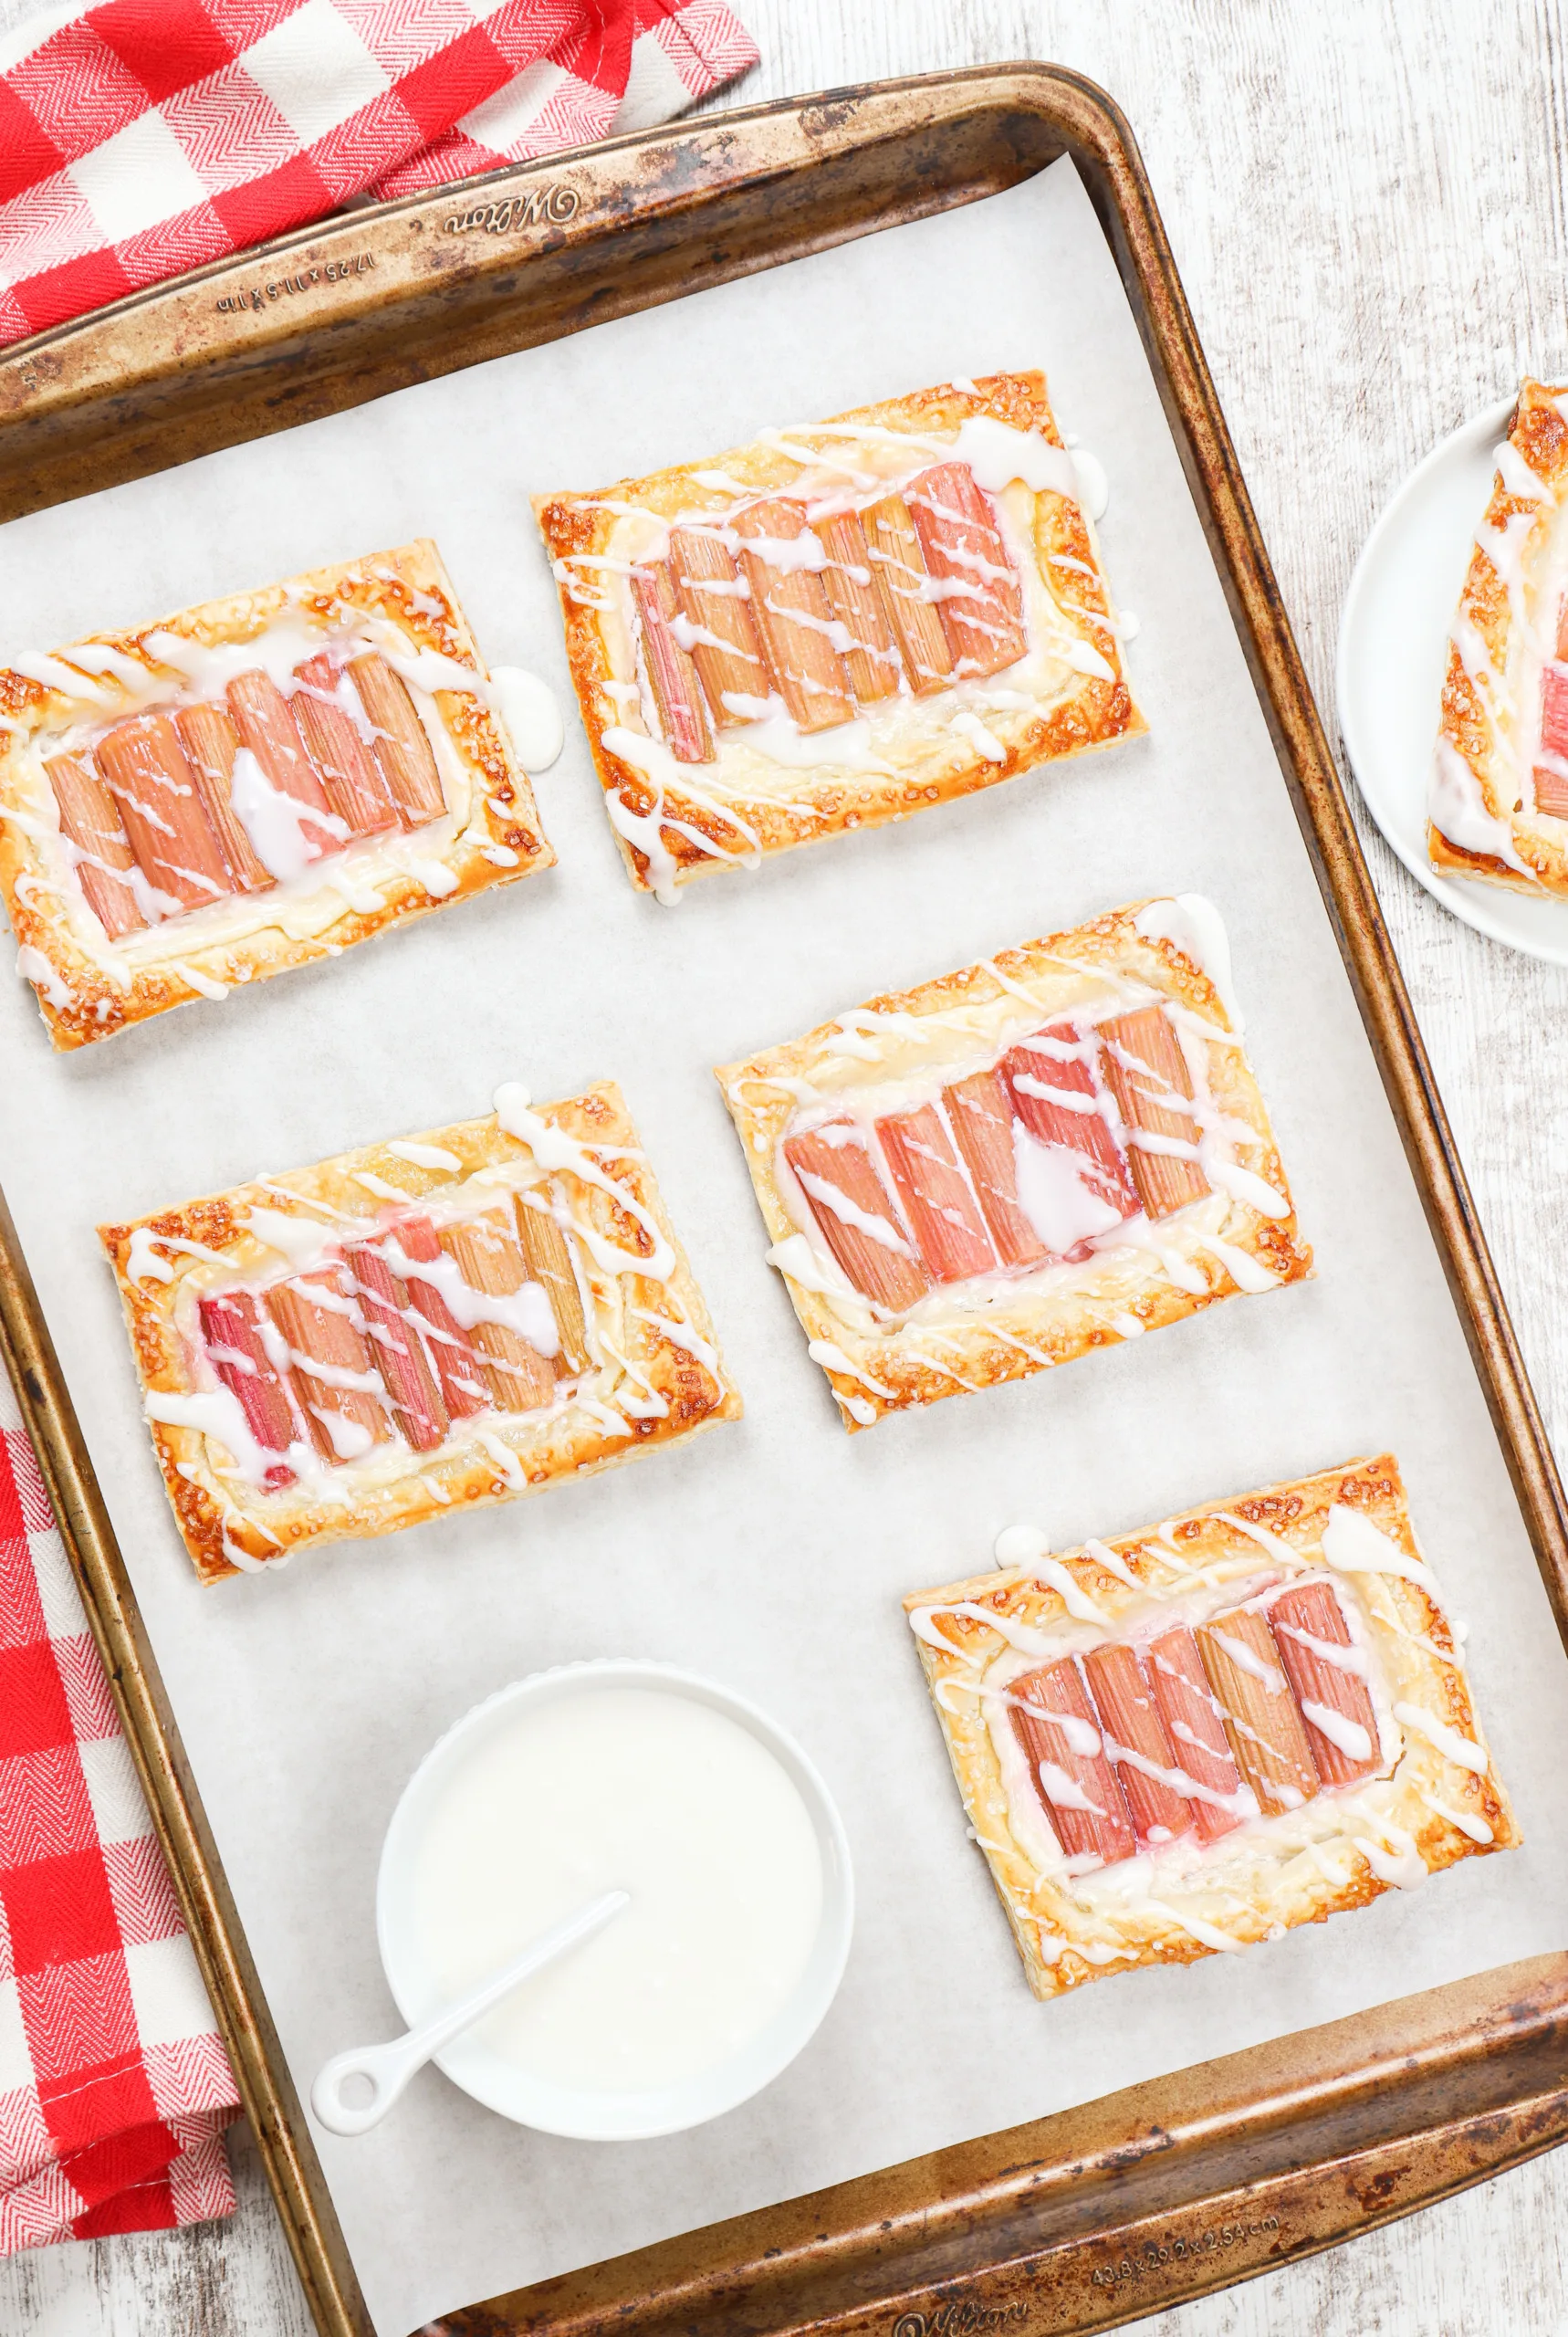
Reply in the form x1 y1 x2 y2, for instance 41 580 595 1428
310 1888 630 2137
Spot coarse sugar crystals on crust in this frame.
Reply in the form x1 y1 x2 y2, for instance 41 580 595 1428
99 1082 740 1584
715 894 1311 1430
1429 376 1568 896
533 372 1144 899
904 1456 1518 2000
0 540 554 1049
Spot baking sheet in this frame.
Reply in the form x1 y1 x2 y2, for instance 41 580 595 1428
1 157 1564 2335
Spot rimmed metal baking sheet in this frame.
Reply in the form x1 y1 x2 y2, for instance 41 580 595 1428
1 68 1565 2337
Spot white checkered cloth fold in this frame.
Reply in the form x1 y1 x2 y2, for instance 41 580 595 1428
0 1362 239 2252
0 0 758 345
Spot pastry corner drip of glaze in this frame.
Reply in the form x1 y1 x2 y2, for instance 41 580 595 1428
0 542 557 1048
534 372 1145 900
1427 375 1568 898
904 1457 1517 2000
716 895 1310 1430
100 1081 740 1583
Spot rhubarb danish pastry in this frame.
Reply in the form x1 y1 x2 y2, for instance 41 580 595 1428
99 1082 740 1581
0 540 554 1047
906 1456 1518 1998
534 372 1143 897
1430 376 1568 895
716 895 1311 1429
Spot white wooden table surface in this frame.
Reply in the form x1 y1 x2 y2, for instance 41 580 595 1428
5 1 1567 2330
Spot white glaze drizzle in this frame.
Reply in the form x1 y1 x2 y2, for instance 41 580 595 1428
914 1506 1488 1948
588 412 1125 887
5 601 557 997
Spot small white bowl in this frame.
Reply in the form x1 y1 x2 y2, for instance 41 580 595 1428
1337 392 1568 966
375 1660 854 2141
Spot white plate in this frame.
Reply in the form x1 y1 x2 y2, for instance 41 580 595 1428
375 1661 855 2141
1336 393 1568 964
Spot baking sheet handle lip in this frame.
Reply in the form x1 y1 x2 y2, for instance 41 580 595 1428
417 1952 1568 2337
0 1179 373 2337
0 65 978 380
0 59 1081 409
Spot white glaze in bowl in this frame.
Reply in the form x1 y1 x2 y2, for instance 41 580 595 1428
374 1659 854 2140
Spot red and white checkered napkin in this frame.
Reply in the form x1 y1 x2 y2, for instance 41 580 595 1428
0 1375 239 2252
0 0 759 348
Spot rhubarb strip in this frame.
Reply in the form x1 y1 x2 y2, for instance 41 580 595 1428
1082 1640 1194 1850
292 655 400 837
1537 666 1568 816
94 714 234 912
1146 1627 1249 1843
1098 1007 1210 1221
45 751 146 938
1197 1607 1320 1817
668 526 771 722
265 1269 393 1465
172 704 273 892
812 510 904 702
514 1196 591 1376
197 1292 298 1491
345 653 447 825
943 1069 1047 1269
1011 1658 1136 1869
874 1103 997 1284
226 670 341 860
732 498 856 733
438 1211 555 1415
906 462 1028 678
631 561 714 765
782 1122 929 1311
862 493 954 693
344 1240 449 1452
389 1214 490 1420
1000 1024 1138 1251
1269 1582 1379 1787
1534 762 1568 817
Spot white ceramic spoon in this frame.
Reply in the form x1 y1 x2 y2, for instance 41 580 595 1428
310 1888 630 2137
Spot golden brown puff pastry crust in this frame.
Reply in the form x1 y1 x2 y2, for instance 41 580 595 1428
532 372 1144 897
0 540 554 1048
715 896 1311 1430
904 1455 1518 2000
99 1081 741 1584
1429 378 1568 895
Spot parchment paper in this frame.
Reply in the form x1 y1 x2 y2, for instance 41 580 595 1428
2 160 1565 2336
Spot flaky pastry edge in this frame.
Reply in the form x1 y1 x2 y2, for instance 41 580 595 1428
904 1455 1518 1999
99 1080 741 1583
0 540 554 1048
532 372 1145 894
714 897 1312 1430
1428 378 1568 897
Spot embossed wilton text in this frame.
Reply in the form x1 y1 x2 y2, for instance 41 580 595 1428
893 2300 1028 2337
443 186 580 233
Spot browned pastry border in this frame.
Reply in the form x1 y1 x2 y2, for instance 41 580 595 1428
716 896 1312 1429
534 372 1144 894
0 540 554 1047
906 1455 1518 1999
99 1081 741 1582
1428 378 1568 896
